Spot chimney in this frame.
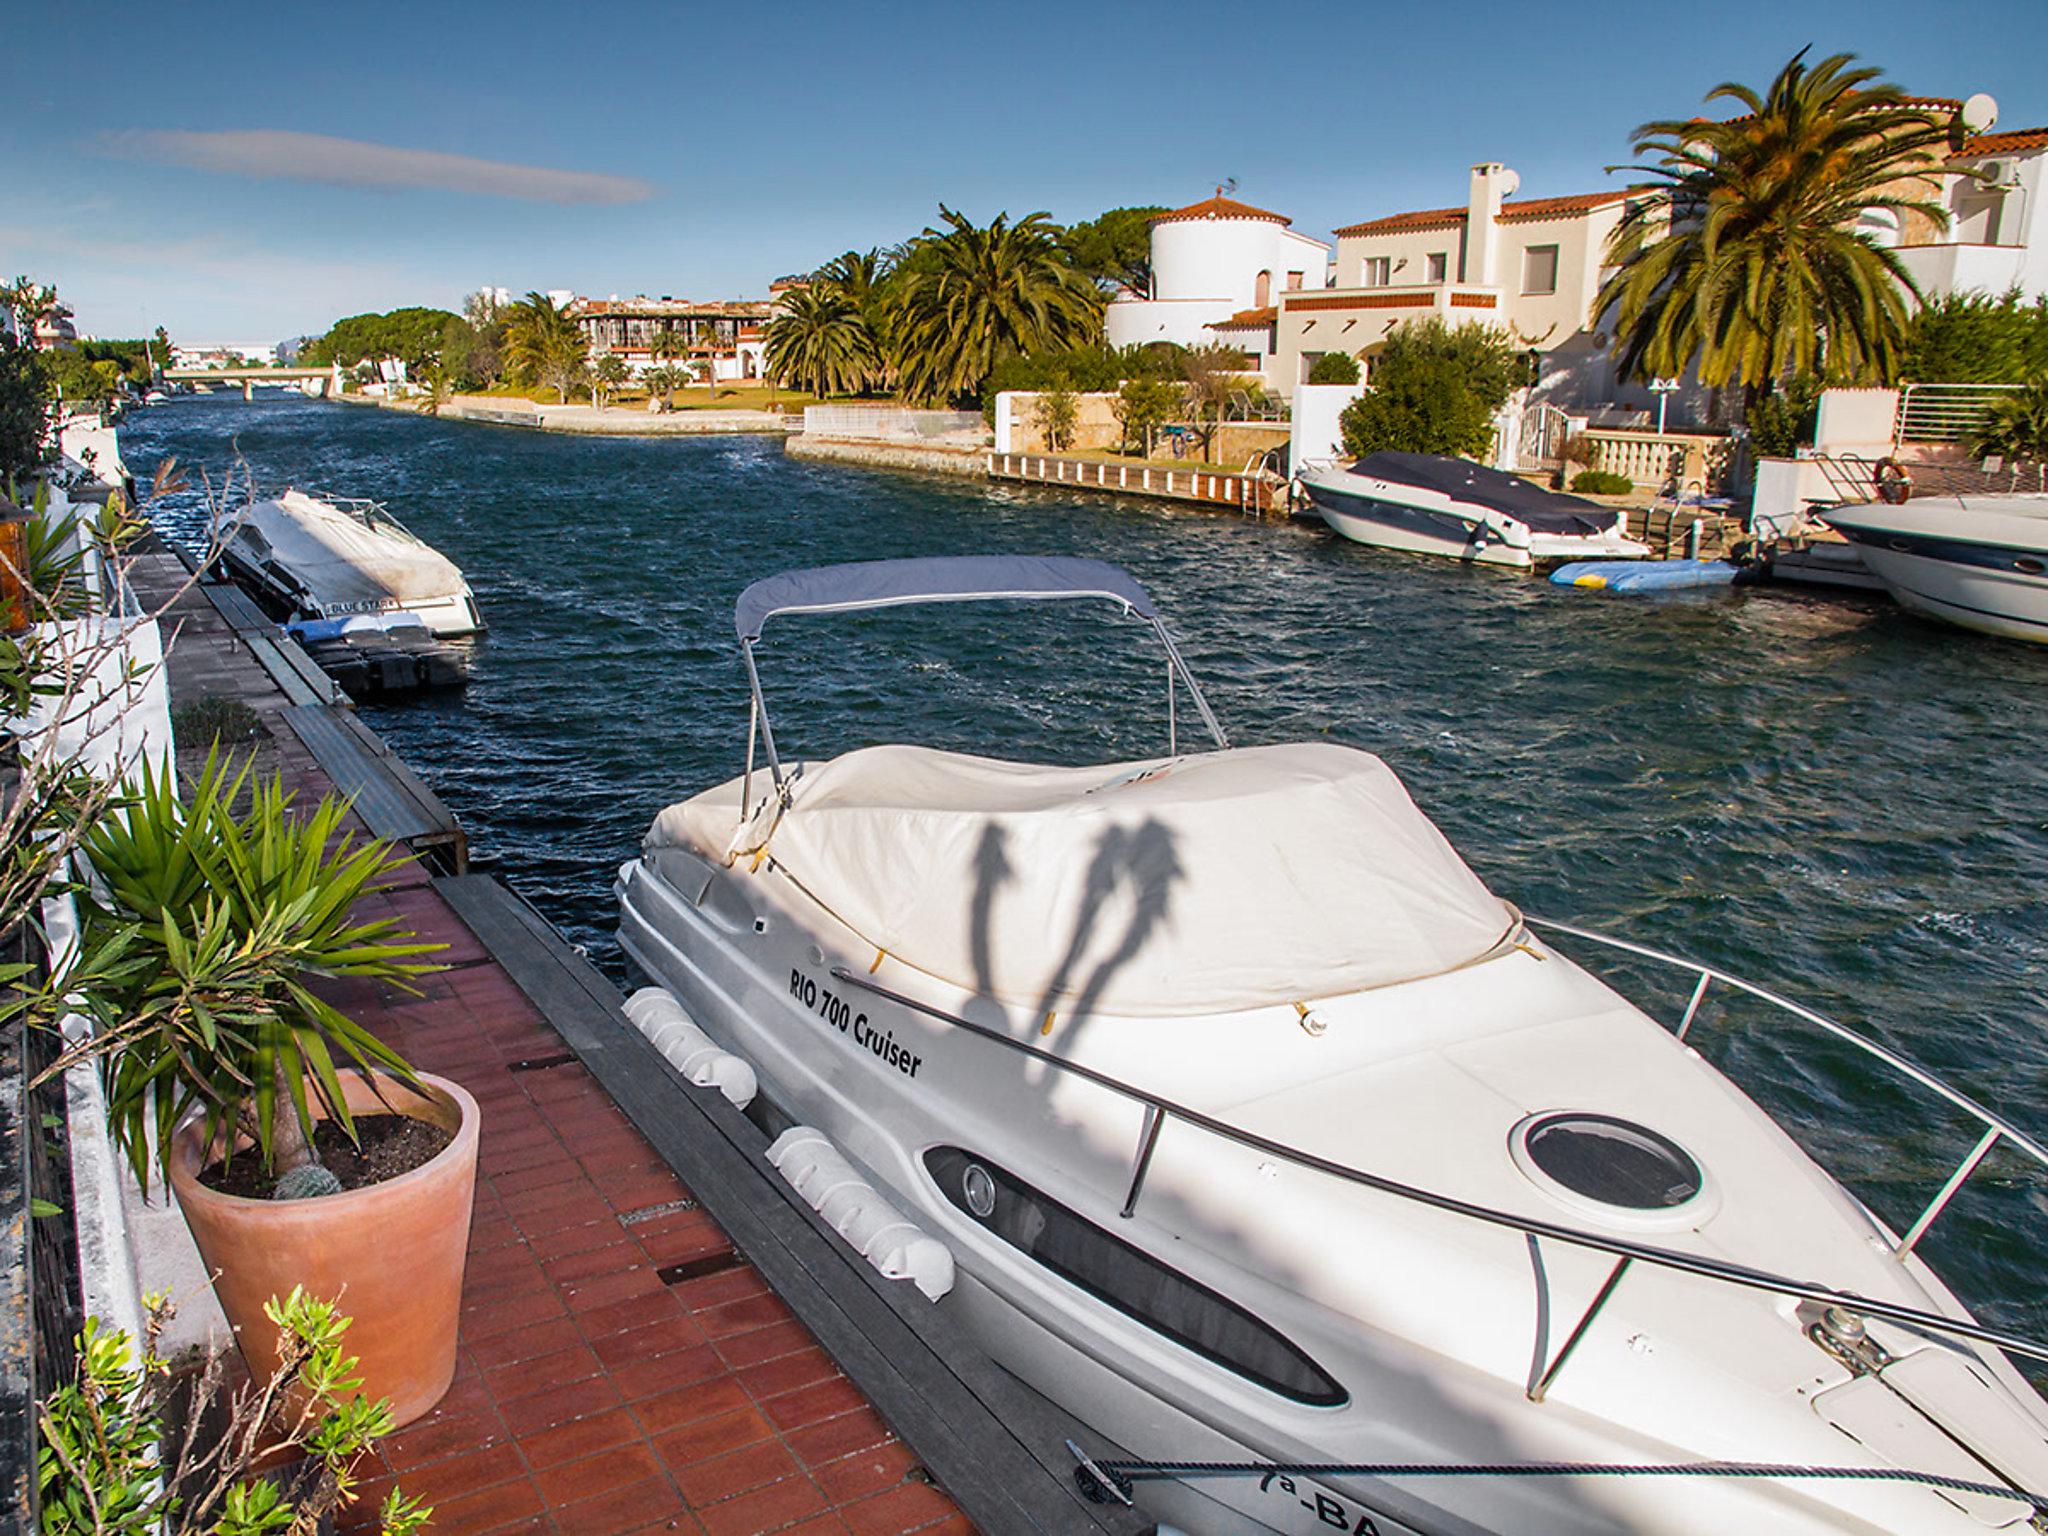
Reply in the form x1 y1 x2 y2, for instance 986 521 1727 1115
1462 163 1519 285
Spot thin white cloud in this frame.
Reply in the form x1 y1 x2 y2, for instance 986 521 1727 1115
103 129 656 206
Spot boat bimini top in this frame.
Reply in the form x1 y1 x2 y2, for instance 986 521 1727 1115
732 555 1227 796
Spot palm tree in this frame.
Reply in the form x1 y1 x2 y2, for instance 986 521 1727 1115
765 286 881 399
884 207 1104 405
1595 50 1949 396
591 353 626 410
504 292 588 402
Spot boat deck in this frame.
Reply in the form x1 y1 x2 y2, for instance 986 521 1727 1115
129 537 1148 1536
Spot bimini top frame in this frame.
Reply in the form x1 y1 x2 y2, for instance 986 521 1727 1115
732 556 1228 802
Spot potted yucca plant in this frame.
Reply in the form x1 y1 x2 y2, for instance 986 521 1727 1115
76 751 479 1426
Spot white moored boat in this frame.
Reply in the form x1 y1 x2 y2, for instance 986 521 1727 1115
1300 453 1649 569
617 556 2048 1536
214 489 483 638
1822 495 2048 645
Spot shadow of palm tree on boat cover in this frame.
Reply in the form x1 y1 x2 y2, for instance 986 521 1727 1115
967 817 1183 1056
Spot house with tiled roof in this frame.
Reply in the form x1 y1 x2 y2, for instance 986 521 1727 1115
1888 123 2048 302
568 295 776 383
1257 163 1667 409
1102 192 1331 354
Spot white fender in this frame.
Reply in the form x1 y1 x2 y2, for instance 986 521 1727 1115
767 1126 955 1301
623 986 758 1108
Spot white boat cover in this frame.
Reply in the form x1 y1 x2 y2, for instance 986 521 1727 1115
649 741 1519 1017
231 491 467 615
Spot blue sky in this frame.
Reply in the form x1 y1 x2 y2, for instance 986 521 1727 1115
7 0 2044 344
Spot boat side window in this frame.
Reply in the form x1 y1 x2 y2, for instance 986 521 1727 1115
923 1145 1347 1408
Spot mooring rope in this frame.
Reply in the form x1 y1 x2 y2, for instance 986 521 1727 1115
1071 1455 2047 1514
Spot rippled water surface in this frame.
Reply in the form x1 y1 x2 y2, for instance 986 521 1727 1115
128 394 2048 1335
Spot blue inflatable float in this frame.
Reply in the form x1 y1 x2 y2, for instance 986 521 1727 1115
1550 559 1741 593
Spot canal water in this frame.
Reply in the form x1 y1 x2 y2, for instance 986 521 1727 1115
128 394 2048 1338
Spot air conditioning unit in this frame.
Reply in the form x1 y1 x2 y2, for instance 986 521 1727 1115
1973 160 2020 188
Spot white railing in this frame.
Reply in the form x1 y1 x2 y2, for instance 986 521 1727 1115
1896 383 2024 445
1578 428 1737 491
803 406 986 442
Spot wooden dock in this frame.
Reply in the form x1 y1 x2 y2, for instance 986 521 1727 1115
989 451 1283 515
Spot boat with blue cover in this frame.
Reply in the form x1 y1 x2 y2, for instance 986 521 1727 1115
1299 452 1650 569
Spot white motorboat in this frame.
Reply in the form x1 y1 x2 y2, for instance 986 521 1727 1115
213 489 483 638
1822 495 2048 645
1300 453 1649 569
142 388 170 406
617 556 2048 1536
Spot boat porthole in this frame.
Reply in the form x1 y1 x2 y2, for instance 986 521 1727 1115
2017 558 2046 575
1888 538 1912 552
751 917 769 935
962 1163 997 1218
807 943 826 965
1510 1111 1706 1219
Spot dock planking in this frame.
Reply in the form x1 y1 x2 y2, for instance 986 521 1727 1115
434 872 1156 1536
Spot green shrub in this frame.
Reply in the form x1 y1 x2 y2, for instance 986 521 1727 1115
982 343 1184 419
1339 319 1521 460
1746 376 1822 458
1307 352 1360 385
1902 289 2048 384
1970 379 2048 461
1570 469 1635 495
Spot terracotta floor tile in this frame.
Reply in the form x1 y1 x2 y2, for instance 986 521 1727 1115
836 1480 958 1536
384 1442 527 1506
497 1374 627 1438
591 1317 709 1372
460 1284 568 1341
769 1517 856 1536
607 1344 726 1404
670 1439 802 1508
549 1475 689 1536
514 1404 645 1471
633 1375 755 1435
562 1264 668 1316
712 1320 816 1371
413 1476 547 1536
485 1342 605 1404
381 1406 511 1472
467 1314 587 1371
651 1407 775 1470
532 1441 665 1507
543 1239 644 1285
785 1409 895 1467
578 1288 689 1341
737 1347 840 1402
530 1215 633 1261
697 1293 799 1340
695 1473 828 1536
811 1443 918 1506
760 1377 868 1433
670 1266 768 1313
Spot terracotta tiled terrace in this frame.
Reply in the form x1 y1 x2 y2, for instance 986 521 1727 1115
138 549 973 1536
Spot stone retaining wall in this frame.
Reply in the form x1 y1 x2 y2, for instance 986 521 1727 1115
784 435 990 479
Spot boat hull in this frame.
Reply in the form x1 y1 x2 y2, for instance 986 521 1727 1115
1305 477 1533 568
1833 537 2048 644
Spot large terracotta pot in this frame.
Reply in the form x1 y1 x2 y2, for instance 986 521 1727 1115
169 1070 479 1427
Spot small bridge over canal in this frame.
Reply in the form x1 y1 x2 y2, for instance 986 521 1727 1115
163 364 342 400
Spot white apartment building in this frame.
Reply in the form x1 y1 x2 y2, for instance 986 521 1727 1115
1103 194 1331 351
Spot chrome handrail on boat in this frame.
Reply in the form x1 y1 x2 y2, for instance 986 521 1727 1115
1524 916 2048 1259
827 942 2048 1401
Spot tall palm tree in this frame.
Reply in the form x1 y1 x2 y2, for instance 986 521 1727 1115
884 207 1104 405
504 292 588 402
1595 50 1948 395
765 286 881 399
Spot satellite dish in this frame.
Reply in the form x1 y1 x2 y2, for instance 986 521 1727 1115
1961 93 1999 134
1499 168 1522 198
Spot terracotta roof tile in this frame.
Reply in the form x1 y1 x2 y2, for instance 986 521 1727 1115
1209 307 1277 327
1333 188 1643 238
1954 127 2048 157
1153 195 1291 226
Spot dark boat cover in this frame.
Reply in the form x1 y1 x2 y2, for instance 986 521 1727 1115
1349 452 1614 535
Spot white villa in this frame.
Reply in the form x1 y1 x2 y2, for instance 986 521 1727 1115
1892 123 2048 302
1103 194 1331 351
569 296 773 384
